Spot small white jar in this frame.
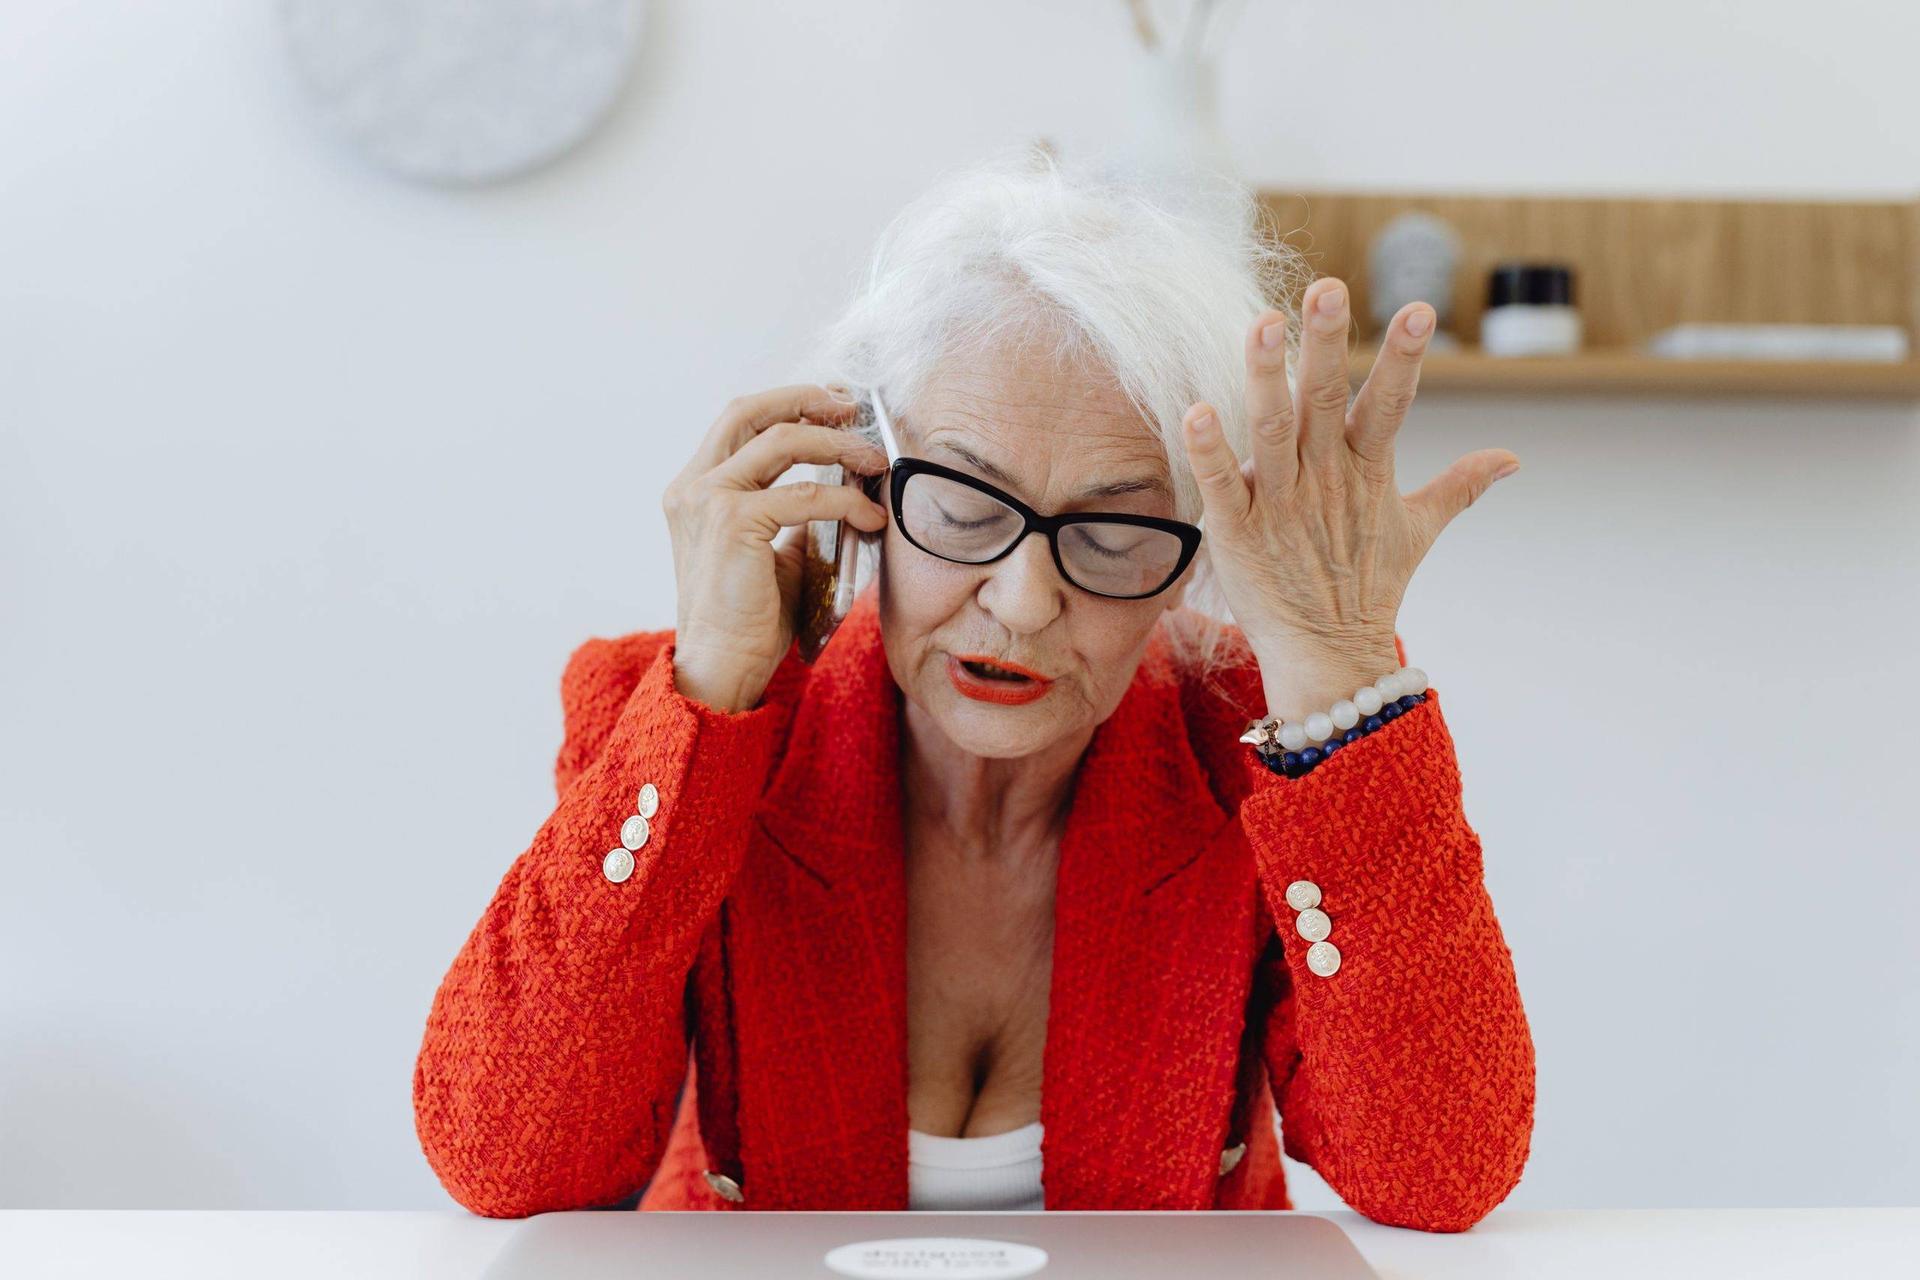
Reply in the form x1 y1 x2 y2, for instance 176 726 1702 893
1481 264 1581 357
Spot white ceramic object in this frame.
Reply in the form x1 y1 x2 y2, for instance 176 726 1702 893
1368 212 1463 332
1120 48 1238 179
279 0 645 184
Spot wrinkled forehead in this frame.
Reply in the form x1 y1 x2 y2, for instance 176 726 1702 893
900 357 1175 514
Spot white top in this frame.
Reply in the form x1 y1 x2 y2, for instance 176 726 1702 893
906 1120 1045 1211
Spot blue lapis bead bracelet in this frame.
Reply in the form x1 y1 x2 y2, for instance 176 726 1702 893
1256 693 1426 777
1240 666 1431 779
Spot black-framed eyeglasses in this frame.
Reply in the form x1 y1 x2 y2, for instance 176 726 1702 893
867 388 1203 601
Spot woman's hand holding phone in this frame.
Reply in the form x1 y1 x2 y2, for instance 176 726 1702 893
663 384 890 713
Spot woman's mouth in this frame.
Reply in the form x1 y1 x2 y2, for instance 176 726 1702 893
947 653 1054 705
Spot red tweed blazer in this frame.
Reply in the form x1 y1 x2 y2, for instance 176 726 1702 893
413 590 1533 1230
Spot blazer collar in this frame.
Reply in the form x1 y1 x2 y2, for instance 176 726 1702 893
757 589 1225 895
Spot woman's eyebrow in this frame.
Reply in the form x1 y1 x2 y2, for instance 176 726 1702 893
933 441 1170 502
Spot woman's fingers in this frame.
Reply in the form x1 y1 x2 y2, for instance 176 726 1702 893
688 384 860 475
713 419 888 490
1243 308 1298 493
1181 402 1252 530
1294 278 1355 476
745 475 890 537
1404 448 1521 543
1348 302 1434 480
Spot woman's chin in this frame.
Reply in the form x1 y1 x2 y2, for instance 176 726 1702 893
924 686 1071 758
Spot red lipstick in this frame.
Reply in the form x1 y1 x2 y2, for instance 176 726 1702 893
946 653 1054 705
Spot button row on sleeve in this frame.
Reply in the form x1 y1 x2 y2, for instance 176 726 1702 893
603 781 663 883
1286 880 1341 977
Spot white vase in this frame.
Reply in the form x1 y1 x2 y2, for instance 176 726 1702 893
1117 48 1240 182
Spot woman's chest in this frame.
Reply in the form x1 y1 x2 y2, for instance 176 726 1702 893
903 837 1057 1139
711 801 1268 1206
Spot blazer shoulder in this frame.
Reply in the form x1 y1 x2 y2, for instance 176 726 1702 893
552 630 814 797
562 628 675 717
1168 627 1263 812
554 628 675 794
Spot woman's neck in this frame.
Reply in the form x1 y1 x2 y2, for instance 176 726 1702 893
899 699 1094 857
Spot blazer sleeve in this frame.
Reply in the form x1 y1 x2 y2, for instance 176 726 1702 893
412 630 790 1217
1239 656 1535 1232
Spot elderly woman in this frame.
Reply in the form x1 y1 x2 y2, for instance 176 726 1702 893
413 151 1533 1230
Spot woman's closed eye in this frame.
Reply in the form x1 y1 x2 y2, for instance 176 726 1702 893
933 500 1013 532
1063 525 1150 560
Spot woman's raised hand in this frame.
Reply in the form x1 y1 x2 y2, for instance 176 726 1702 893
663 385 891 713
1179 277 1521 722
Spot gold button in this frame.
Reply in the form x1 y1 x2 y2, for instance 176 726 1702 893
1219 1142 1248 1176
703 1170 744 1203
1284 880 1321 912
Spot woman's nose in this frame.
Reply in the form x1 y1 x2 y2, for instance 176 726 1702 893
974 530 1067 635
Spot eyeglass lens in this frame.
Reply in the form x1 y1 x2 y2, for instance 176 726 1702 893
897 471 1186 597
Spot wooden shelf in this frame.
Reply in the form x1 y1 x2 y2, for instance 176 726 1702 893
1347 347 1920 397
1261 188 1920 399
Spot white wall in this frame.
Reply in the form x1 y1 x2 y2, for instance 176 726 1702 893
3 0 1916 1211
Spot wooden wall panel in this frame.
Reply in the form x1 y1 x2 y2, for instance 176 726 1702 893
1257 191 1917 349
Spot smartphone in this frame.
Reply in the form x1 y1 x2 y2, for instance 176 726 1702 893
796 396 886 663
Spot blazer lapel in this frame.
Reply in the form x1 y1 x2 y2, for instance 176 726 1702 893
731 593 910 1208
1038 626 1261 1208
731 592 1260 1210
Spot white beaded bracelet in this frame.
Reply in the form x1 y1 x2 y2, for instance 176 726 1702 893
1240 665 1430 756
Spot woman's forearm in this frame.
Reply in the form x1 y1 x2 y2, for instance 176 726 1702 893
413 635 785 1217
1240 689 1535 1232
1251 640 1403 730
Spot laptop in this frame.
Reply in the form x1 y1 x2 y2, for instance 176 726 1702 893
481 1210 1379 1278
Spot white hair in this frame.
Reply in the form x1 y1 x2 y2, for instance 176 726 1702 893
803 142 1308 683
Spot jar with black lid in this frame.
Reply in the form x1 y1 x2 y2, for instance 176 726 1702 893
1481 263 1581 356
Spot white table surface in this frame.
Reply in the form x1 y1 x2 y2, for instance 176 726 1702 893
2 1208 1915 1278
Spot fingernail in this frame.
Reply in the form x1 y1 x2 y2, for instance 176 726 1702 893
1405 309 1433 339
825 384 856 405
1316 286 1346 319
1260 319 1286 350
1495 461 1520 481
1191 409 1217 434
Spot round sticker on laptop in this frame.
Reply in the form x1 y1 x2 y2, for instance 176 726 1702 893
824 1236 1049 1278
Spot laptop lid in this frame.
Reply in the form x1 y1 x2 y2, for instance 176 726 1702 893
481 1209 1379 1279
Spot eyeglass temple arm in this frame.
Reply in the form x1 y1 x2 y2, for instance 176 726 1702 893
869 386 904 465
